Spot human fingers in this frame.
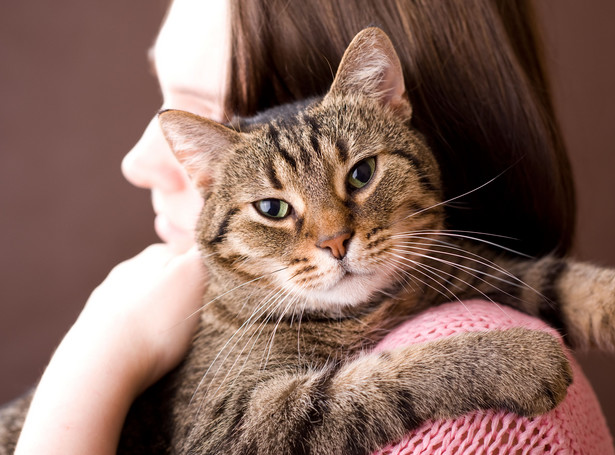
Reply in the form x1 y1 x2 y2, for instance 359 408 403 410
141 246 208 383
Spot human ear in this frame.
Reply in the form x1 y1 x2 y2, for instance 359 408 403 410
158 110 240 188
327 27 411 119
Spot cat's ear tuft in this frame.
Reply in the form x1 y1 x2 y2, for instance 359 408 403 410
328 27 411 118
158 110 240 188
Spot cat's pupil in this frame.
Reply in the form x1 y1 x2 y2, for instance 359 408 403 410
348 157 376 189
255 199 291 219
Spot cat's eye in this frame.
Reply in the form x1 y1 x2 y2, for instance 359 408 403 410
348 157 376 189
255 199 292 219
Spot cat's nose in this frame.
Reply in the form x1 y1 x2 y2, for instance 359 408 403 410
317 231 352 260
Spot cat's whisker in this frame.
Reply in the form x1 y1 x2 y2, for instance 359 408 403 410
406 256 467 295
295 300 309 361
408 256 503 313
393 241 545 301
392 230 531 259
261 294 301 372
192 289 292 422
387 254 458 305
223 265 311 383
225 302 283 390
390 231 546 299
393 242 529 289
390 248 521 315
212 288 288 381
202 288 288 378
190 286 287 407
379 258 419 294
223 291 298 393
418 259 516 317
249 270 317 374
395 235 500 258
397 160 520 223
389 252 482 316
388 253 462 305
183 267 289 323
399 228 518 240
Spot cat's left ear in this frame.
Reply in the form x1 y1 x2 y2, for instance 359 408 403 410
158 109 240 188
327 27 411 119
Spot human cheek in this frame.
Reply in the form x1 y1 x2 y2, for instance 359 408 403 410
122 116 187 193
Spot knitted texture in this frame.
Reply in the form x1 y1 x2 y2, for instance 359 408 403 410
371 300 614 455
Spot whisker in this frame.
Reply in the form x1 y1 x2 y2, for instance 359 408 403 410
388 253 463 303
183 267 289 322
387 254 456 304
379 259 418 293
389 251 497 315
225 294 289 390
190 286 286 406
261 294 300 371
396 228 519 241
393 240 545 300
192 289 291 423
209 289 288 386
393 243 526 289
296 300 309 361
222 292 305 395
398 159 522 223
391 248 522 315
392 230 531 259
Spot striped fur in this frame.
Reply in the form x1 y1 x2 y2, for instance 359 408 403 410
1 27 613 455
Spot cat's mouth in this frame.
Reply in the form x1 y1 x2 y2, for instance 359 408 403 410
287 260 391 310
336 268 356 284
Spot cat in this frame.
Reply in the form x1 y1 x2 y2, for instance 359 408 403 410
1 27 614 455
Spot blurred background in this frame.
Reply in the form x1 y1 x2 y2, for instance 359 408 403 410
1 0 614 436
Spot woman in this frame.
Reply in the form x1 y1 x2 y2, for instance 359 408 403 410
11 0 612 453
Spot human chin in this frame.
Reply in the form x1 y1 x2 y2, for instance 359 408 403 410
154 213 195 253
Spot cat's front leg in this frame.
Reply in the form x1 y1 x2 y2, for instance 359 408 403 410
446 249 615 352
550 260 615 351
497 255 615 351
218 328 571 455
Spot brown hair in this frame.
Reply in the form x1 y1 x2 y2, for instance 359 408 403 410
227 0 575 257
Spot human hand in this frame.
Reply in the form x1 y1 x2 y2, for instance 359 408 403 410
77 243 207 392
15 244 207 455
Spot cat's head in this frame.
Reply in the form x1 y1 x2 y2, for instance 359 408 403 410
159 28 443 315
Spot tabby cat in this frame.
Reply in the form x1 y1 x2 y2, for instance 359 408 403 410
1 27 614 455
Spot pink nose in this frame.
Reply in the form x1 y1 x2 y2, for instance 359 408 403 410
317 231 352 259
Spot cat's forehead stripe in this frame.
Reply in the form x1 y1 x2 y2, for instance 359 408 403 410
280 121 312 170
308 130 321 159
335 137 349 163
268 124 320 175
266 164 283 190
296 141 312 169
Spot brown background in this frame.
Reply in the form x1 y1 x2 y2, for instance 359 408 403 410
1 0 614 437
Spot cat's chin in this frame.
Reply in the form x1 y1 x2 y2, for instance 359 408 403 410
286 270 392 315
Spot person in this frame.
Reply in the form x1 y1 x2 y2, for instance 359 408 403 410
11 0 612 453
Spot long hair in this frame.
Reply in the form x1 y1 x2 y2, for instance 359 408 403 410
227 0 575 257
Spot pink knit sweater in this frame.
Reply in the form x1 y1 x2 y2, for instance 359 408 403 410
370 300 614 454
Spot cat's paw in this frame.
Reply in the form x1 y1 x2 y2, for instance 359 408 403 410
492 329 572 417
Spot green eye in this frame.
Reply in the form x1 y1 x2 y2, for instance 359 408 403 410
255 199 291 219
348 157 376 189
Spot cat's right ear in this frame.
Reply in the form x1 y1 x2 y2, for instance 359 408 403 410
327 27 411 119
158 109 240 188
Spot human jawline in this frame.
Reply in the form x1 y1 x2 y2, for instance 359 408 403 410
154 213 194 253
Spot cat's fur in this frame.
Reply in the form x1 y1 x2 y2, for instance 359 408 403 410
1 27 614 455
